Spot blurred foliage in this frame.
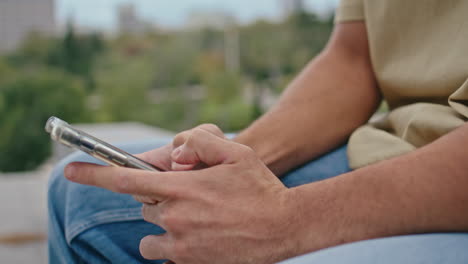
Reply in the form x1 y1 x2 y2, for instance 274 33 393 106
199 99 253 132
48 26 104 91
0 68 86 171
0 11 333 172
93 50 153 122
204 71 241 104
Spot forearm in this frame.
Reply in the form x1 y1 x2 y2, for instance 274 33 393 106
291 122 468 255
235 24 380 175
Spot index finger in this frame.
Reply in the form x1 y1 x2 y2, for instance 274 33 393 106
64 162 181 198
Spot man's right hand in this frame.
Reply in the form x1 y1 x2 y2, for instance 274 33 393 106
133 124 226 203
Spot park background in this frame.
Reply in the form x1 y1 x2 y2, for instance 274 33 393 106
0 0 337 262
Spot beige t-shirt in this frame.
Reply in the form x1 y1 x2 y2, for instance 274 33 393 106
336 0 468 169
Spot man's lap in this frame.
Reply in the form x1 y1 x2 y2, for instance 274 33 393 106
280 233 468 264
48 140 468 263
48 139 170 263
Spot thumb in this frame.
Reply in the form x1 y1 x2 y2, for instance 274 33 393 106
170 144 198 171
171 128 246 167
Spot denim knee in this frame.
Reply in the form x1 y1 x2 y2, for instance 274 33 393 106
48 150 97 213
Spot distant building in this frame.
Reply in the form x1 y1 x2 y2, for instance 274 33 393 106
0 0 56 53
186 10 237 30
118 3 152 34
281 0 305 17
185 10 240 73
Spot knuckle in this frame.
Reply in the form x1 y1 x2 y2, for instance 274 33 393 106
113 173 131 193
160 209 182 231
162 215 178 230
159 209 173 228
165 187 183 200
191 127 207 137
172 240 189 260
235 145 260 166
239 145 256 158
141 205 152 222
198 123 222 134
185 128 205 147
173 131 190 148
133 195 146 204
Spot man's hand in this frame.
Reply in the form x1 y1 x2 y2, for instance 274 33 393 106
169 124 226 171
136 124 226 172
64 129 302 264
133 124 225 204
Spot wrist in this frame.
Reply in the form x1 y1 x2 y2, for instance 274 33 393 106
285 178 372 255
234 132 296 176
277 187 329 259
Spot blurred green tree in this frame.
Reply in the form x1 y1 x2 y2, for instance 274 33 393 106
93 52 153 122
48 25 105 91
283 12 333 73
240 20 284 82
198 98 252 131
151 34 200 88
0 69 87 172
203 71 241 104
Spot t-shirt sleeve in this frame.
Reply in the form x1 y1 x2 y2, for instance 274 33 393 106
335 0 365 23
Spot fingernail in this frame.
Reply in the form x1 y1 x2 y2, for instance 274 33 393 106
64 164 75 180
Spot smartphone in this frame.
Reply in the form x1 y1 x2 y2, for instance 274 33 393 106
45 116 161 171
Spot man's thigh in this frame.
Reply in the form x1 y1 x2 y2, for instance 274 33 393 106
280 233 468 264
48 139 171 264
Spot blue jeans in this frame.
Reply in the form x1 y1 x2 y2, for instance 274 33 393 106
48 139 468 263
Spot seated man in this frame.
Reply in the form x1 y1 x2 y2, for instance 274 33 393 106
48 0 468 263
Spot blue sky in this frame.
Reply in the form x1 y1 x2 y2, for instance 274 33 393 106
57 0 338 30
